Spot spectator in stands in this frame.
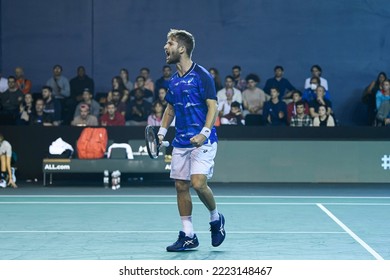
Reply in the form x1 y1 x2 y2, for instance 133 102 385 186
313 105 335 126
218 88 236 118
29 98 53 126
100 101 125 126
130 75 154 103
309 86 333 119
376 98 390 126
376 79 390 110
232 65 246 91
70 66 95 103
287 90 309 124
362 72 387 126
135 67 154 93
15 67 32 94
41 86 62 126
126 88 152 126
120 68 134 91
262 87 287 126
0 72 8 93
155 87 175 127
157 87 169 111
302 77 331 103
17 93 35 125
217 75 242 105
73 88 100 119
110 89 127 116
154 65 172 98
147 100 165 126
70 103 98 126
107 76 130 104
304 64 329 90
68 66 95 125
46 64 70 100
0 76 24 125
263 65 295 100
209 67 223 92
242 73 269 117
0 133 17 188
376 100 390 126
290 101 312 127
46 64 70 123
220 101 244 125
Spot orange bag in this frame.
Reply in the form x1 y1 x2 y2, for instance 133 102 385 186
76 128 108 159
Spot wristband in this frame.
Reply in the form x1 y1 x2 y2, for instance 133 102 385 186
200 127 211 139
158 127 168 137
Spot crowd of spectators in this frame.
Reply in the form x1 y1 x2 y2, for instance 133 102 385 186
0 63 386 127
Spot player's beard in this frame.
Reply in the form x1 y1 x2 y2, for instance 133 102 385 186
166 49 180 64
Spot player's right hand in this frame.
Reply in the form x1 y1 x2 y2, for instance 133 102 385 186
157 134 164 145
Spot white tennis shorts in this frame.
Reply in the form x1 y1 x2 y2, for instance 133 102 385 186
170 142 217 181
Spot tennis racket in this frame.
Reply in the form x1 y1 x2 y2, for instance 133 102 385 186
145 125 169 159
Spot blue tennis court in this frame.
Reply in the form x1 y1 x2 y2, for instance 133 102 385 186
0 182 389 260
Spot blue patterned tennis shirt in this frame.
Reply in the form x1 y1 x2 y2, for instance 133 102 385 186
165 62 218 148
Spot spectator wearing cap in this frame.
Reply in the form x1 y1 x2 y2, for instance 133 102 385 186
71 103 98 126
68 66 95 125
73 88 101 119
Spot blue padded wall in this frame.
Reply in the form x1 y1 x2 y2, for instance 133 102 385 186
1 0 390 125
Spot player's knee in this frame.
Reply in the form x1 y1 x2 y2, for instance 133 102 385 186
191 176 207 191
175 180 190 192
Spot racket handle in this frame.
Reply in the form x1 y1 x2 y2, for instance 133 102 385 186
161 141 170 147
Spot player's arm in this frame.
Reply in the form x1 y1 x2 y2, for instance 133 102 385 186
157 103 175 141
190 99 218 147
204 98 218 129
5 155 16 188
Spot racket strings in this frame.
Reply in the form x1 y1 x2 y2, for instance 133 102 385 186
147 128 159 158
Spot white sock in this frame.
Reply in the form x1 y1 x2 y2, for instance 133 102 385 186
210 208 219 222
181 216 194 238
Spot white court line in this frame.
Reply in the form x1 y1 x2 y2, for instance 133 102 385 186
1 202 390 205
1 195 390 199
0 230 346 234
317 203 384 260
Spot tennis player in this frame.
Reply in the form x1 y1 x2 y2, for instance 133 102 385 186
157 29 225 252
0 133 17 188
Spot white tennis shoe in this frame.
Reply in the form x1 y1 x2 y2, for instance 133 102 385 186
0 179 6 188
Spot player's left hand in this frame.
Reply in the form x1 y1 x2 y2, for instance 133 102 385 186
8 179 18 189
190 134 207 147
